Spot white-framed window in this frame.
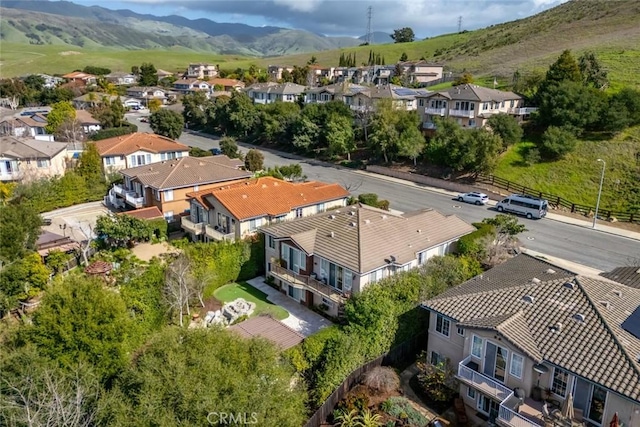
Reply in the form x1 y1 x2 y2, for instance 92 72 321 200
343 269 352 292
469 119 476 127
551 367 569 397
418 251 426 265
457 327 465 336
435 314 450 337
36 159 49 168
268 235 275 249
467 387 476 399
164 190 174 201
430 351 446 366
418 99 424 107
471 335 483 358
510 353 524 379
296 207 303 218
154 190 160 201
368 268 383 284
105 156 115 166
317 203 325 213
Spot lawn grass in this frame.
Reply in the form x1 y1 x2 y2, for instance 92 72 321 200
494 126 640 213
214 282 289 320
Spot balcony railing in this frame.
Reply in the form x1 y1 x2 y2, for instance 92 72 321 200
271 264 345 303
124 192 144 208
425 107 446 116
0 171 21 181
112 184 126 196
508 107 538 115
422 122 437 130
497 393 541 427
205 225 235 241
181 217 205 235
457 356 511 401
449 109 475 118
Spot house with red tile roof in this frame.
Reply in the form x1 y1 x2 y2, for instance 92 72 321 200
93 132 190 172
182 176 349 242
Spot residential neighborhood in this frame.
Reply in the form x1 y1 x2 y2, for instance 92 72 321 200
1 1 639 426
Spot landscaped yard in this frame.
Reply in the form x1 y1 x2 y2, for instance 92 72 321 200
214 282 289 320
493 126 640 213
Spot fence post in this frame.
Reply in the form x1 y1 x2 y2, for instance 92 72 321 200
506 181 510 191
557 197 561 206
631 213 634 223
491 175 495 185
571 204 576 213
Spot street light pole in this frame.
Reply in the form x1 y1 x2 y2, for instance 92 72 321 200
593 158 606 229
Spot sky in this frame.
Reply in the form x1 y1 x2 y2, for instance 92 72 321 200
72 0 569 38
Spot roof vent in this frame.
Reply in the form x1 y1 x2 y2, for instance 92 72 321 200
242 194 247 199
329 231 335 238
381 214 387 219
262 184 267 188
546 268 556 274
350 222 357 227
573 313 586 323
349 211 355 216
522 295 535 304
549 322 562 333
364 219 370 224
563 281 576 290
417 229 421 233
612 289 622 298
599 300 611 310
328 214 335 219
531 277 541 284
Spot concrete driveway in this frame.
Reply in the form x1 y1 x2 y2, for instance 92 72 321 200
246 277 332 337
41 201 110 241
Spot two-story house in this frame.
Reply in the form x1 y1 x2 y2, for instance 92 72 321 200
186 63 218 80
173 79 211 96
0 111 52 141
304 83 368 105
268 65 294 82
106 155 251 219
0 136 68 182
398 61 444 85
94 132 190 173
422 254 640 427
182 176 349 242
105 72 137 85
262 204 474 316
126 86 168 105
61 71 96 86
416 84 536 130
245 82 306 104
348 85 430 112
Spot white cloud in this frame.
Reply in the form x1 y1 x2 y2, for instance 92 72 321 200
273 0 324 13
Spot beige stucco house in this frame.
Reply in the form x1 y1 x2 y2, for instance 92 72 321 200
262 205 474 317
422 254 640 427
183 176 349 242
0 136 68 182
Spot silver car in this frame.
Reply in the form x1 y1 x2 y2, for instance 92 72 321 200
457 192 489 205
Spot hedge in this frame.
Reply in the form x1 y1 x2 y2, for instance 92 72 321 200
456 222 495 259
90 124 138 141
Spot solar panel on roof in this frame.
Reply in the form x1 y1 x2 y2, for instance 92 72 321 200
393 88 416 96
621 305 640 340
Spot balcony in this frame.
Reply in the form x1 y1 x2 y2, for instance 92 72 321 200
112 184 126 196
0 171 21 181
508 107 538 116
271 264 346 304
449 109 475 118
205 224 235 241
422 122 437 130
425 107 446 116
457 356 511 401
124 192 144 208
181 217 205 235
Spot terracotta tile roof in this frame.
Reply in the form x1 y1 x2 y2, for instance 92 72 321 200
209 78 245 88
74 109 100 125
601 267 640 289
119 206 163 220
422 255 640 402
62 71 95 79
229 315 304 350
93 132 189 156
263 204 475 274
121 155 251 190
194 177 349 221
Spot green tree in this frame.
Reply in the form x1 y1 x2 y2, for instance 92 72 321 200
536 81 606 133
540 126 578 160
149 108 184 139
26 275 131 384
119 258 167 335
221 92 258 136
45 101 75 134
91 97 125 129
0 202 42 262
391 27 415 43
307 55 318 65
219 136 242 159
486 113 523 150
256 101 300 144
369 99 424 163
453 72 474 86
95 214 154 248
0 252 50 311
244 148 264 172
578 51 608 90
482 214 527 241
396 112 426 165
76 142 105 187
182 91 211 129
45 249 72 274
544 49 582 86
324 113 355 159
138 62 158 86
602 88 640 131
147 98 162 113
399 52 408 62
103 328 307 426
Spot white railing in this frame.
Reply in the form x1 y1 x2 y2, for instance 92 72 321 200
457 356 511 400
449 109 475 118
0 171 21 181
508 107 538 115
425 107 446 116
124 192 144 207
181 217 205 235
498 393 541 427
112 184 126 196
205 225 235 241
422 122 437 129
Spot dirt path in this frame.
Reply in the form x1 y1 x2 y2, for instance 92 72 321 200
399 363 439 421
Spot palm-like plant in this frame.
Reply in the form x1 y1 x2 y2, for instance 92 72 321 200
356 409 382 427
334 409 359 427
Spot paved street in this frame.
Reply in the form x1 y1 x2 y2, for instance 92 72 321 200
127 113 640 271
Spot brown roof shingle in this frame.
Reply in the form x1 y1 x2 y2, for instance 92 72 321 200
94 132 189 157
195 177 349 221
119 206 163 220
229 315 304 350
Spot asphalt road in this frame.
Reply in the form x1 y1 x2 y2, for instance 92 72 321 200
128 113 640 271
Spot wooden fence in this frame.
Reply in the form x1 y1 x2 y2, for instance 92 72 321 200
365 166 638 224
303 331 428 427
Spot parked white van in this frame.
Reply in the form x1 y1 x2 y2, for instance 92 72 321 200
496 194 548 219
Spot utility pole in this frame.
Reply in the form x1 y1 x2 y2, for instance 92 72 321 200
458 16 463 33
365 6 373 45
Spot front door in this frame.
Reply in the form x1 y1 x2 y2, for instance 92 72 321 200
587 386 607 425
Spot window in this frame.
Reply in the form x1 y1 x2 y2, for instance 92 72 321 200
193 185 199 192
418 99 424 107
471 335 483 358
317 203 326 213
418 251 426 265
469 119 476 127
164 211 174 220
249 218 258 231
430 351 446 366
435 314 450 337
154 190 160 201
105 156 115 166
296 208 303 218
37 159 49 168
457 327 465 336
551 367 569 397
510 353 524 379
467 387 476 399
268 235 275 249
164 190 174 201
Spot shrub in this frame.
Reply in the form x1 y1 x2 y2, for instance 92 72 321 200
147 218 168 240
524 147 541 165
456 222 495 260
358 193 391 210
361 366 400 394
382 396 429 427
539 126 578 159
89 124 137 141
416 353 458 404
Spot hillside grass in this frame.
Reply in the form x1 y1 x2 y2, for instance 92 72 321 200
494 127 640 213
